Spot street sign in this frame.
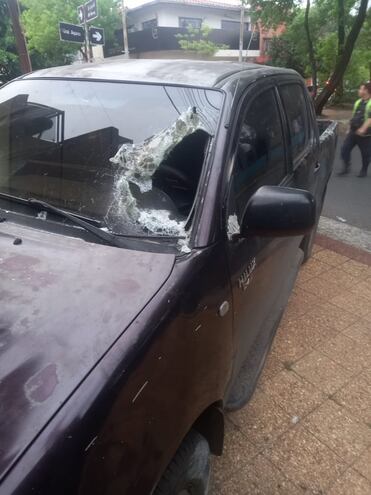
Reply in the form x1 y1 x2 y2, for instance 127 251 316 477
77 4 85 24
59 22 85 43
89 26 105 45
85 0 98 22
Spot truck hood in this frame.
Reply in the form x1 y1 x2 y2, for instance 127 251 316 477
0 222 175 481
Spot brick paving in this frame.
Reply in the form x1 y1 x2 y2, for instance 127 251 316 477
211 241 371 494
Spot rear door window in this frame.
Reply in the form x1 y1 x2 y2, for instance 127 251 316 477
279 84 308 162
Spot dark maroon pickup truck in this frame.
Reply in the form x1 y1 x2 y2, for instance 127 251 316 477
0 59 337 494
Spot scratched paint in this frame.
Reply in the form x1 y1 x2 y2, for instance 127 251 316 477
132 381 149 404
24 363 58 405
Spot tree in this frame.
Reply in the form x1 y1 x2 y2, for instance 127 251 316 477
176 25 228 57
247 0 370 113
21 0 121 68
267 36 305 75
315 0 368 113
0 0 21 83
246 0 318 92
304 0 317 95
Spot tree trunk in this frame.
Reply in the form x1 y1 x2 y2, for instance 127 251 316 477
335 0 345 101
315 0 368 114
6 0 32 73
304 0 317 96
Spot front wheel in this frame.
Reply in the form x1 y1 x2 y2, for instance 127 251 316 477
301 185 327 263
154 430 210 495
301 212 320 263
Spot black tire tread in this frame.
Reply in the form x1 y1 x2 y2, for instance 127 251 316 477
154 430 210 495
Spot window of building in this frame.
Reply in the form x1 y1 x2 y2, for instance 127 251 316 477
231 89 286 220
221 20 250 31
263 38 272 54
142 18 157 30
279 84 309 161
179 17 202 29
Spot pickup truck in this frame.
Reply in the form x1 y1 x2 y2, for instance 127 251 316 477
0 59 337 495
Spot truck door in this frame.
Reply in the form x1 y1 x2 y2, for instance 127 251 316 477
277 82 320 206
277 81 322 255
225 84 304 393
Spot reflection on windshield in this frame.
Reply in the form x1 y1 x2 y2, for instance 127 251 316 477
0 80 222 240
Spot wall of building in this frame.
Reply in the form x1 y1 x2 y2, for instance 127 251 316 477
215 49 260 58
125 26 260 54
128 4 250 31
128 6 160 30
129 49 260 62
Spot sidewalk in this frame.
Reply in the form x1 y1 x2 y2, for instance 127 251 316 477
211 238 371 494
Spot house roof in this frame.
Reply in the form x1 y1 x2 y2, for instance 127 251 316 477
128 0 243 13
23 58 287 88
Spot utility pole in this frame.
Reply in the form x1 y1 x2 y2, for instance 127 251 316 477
238 2 245 63
84 17 90 62
7 0 32 73
121 0 129 59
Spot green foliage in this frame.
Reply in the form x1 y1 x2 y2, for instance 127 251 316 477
245 0 299 28
21 0 81 66
21 0 121 68
264 0 370 99
267 36 305 75
175 24 228 56
0 0 21 83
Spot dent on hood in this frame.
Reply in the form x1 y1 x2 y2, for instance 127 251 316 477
106 107 206 240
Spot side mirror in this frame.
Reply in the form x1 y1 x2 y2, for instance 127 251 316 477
240 186 316 238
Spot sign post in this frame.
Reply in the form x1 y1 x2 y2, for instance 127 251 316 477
60 0 101 62
59 22 85 44
121 0 129 59
76 0 98 62
85 0 98 22
77 5 85 24
89 26 105 46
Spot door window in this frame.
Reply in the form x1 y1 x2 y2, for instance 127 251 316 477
279 84 308 161
231 88 286 221
179 17 202 29
142 18 157 30
221 20 250 31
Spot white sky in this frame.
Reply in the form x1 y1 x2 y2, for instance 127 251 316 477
125 0 241 8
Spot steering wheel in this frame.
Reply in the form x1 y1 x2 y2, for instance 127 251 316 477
154 164 194 191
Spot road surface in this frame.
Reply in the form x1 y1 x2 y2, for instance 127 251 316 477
320 136 371 252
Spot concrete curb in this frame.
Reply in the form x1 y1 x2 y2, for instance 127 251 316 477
316 217 371 265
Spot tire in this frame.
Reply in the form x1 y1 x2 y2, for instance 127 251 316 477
225 328 271 412
302 184 327 263
154 430 210 495
225 304 289 412
301 212 320 263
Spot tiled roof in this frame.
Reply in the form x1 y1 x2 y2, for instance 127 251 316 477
177 0 242 7
129 0 243 12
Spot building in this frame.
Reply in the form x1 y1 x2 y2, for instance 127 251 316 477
117 0 273 62
256 23 285 64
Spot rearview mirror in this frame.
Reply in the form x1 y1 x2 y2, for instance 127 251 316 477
240 186 316 238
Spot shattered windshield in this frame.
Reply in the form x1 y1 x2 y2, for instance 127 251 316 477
0 79 223 238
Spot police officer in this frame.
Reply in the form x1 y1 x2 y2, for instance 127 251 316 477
339 81 371 177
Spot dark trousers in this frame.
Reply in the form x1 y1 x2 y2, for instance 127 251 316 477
341 132 371 173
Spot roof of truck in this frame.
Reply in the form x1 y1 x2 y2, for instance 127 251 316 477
22 58 296 88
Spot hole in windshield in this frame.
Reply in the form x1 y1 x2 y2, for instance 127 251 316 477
0 80 223 240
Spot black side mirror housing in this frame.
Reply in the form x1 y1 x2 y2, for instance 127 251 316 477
240 186 316 238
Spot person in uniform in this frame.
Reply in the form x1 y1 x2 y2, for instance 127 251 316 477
339 81 371 177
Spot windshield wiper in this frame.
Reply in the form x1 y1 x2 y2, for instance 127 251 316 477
0 192 185 244
26 198 123 247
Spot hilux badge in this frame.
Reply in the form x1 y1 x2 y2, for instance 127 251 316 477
238 258 256 291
